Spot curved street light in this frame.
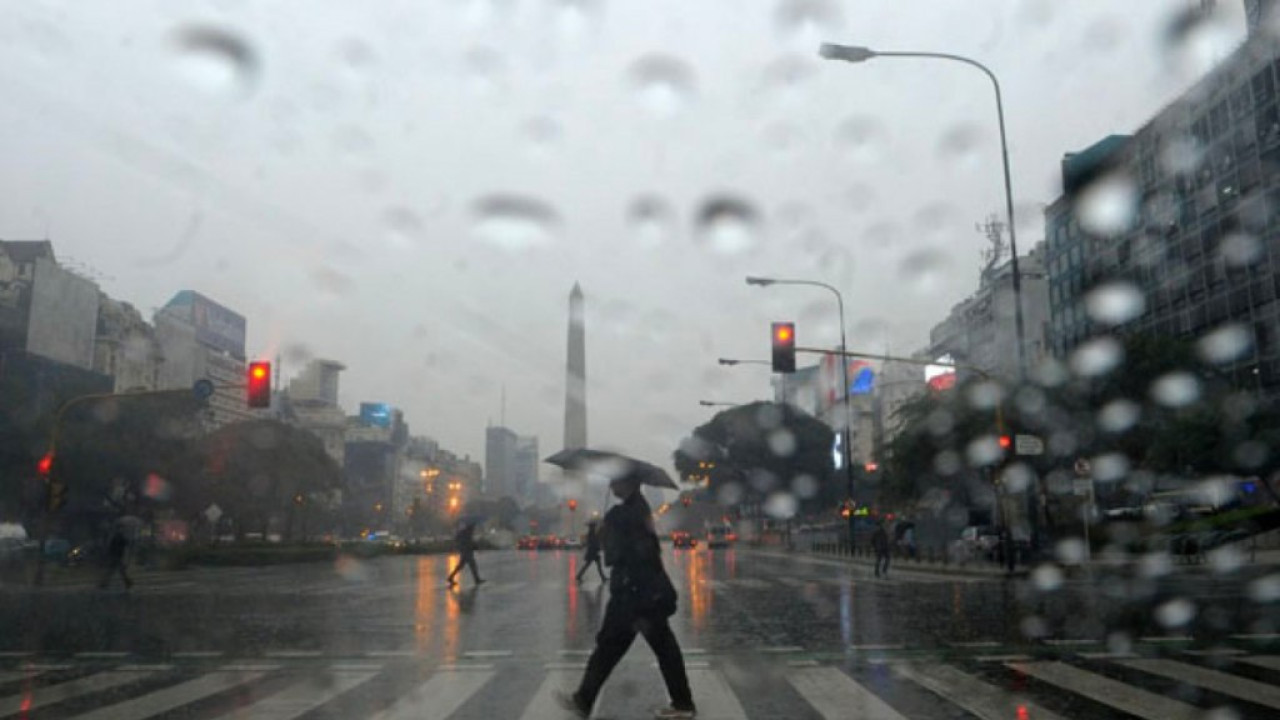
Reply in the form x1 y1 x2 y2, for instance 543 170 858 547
818 43 1028 380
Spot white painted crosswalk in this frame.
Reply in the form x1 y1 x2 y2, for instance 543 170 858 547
0 649 1277 719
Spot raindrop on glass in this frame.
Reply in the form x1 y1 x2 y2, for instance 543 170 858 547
1220 231 1264 267
933 450 961 476
937 123 984 168
764 492 799 519
791 474 819 499
717 482 745 506
966 436 1002 467
1031 564 1063 592
1208 544 1244 575
1097 399 1140 433
1085 281 1145 325
471 195 560 250
1150 371 1201 408
628 196 676 249
1055 538 1086 565
1001 463 1033 493
382 206 425 249
966 381 1005 411
173 26 258 99
1155 597 1196 628
774 0 843 45
1249 573 1280 603
1076 172 1138 237
768 429 797 458
522 116 562 153
694 196 760 256
1069 337 1124 378
899 248 949 294
1197 323 1253 365
628 55 697 118
1090 453 1129 482
1162 4 1237 77
835 115 887 165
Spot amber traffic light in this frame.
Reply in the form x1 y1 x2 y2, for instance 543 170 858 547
568 499 578 512
771 322 796 373
247 361 272 408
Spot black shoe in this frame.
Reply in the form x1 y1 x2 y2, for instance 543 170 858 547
474 578 486 585
553 690 589 719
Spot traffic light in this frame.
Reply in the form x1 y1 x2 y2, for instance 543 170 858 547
48 480 68 512
36 452 53 477
568 499 578 512
247 361 271 408
771 322 796 373
864 462 879 473
998 435 1012 451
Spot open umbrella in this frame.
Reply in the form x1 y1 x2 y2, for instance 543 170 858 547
544 448 679 490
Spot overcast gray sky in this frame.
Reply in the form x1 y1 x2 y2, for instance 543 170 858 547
0 0 1250 473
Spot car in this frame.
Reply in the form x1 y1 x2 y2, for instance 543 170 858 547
950 526 999 564
563 536 582 550
517 535 538 550
706 525 733 549
671 532 697 549
537 535 563 550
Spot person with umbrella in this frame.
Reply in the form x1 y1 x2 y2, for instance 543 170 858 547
546 449 695 720
575 519 607 584
446 518 485 587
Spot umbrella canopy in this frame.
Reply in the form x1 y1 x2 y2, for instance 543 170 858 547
544 448 679 490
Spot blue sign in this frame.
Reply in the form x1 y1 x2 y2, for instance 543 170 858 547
850 366 875 395
360 402 393 428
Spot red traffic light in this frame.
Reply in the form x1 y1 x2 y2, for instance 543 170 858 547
771 322 796 374
864 462 879 473
998 435 1012 450
568 499 578 512
247 361 272 408
36 452 54 476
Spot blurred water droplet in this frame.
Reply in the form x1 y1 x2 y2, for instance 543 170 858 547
768 429 797 458
846 183 876 215
764 492 799 519
694 196 760 256
1091 453 1129 482
335 554 372 582
283 343 314 365
937 124 983 168
1249 573 1280 602
1150 371 1201 407
311 265 356 296
629 55 696 118
717 481 745 506
933 450 962 476
1082 16 1126 53
383 206 425 249
1070 337 1124 377
774 0 843 45
1001 463 1033 493
336 37 375 71
1020 616 1049 639
763 123 805 157
522 116 562 153
966 381 1005 411
628 196 676 249
333 125 375 156
1085 282 1145 325
755 404 784 430
1220 232 1263 267
1056 538 1086 565
1198 323 1253 365
1015 386 1047 415
967 436 1002 467
1139 551 1172 578
1077 172 1138 237
912 202 961 241
899 248 949 294
1163 5 1236 77
464 47 505 96
1033 357 1070 387
1155 597 1196 628
173 26 258 99
1161 134 1204 175
1031 564 1063 592
1097 399 1140 433
551 0 601 39
1208 544 1244 575
791 474 818 499
471 195 559 250
835 115 887 165
1233 440 1268 469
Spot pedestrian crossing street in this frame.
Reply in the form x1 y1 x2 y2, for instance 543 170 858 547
3 645 1280 719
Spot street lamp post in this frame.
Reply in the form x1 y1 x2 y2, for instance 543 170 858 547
819 43 1028 381
698 400 741 408
746 276 856 551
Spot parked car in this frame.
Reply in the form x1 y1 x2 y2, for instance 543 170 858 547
671 532 697 549
517 535 538 550
949 526 999 564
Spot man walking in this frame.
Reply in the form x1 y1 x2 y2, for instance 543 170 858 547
871 520 890 579
446 519 484 587
98 525 133 590
575 520 607 584
556 472 696 719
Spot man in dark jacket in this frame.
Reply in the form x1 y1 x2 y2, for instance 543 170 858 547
871 521 890 578
446 520 484 587
557 473 695 719
575 520 607 584
98 526 133 590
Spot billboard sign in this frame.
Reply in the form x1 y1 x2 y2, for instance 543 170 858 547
165 291 246 358
360 402 393 428
924 354 958 391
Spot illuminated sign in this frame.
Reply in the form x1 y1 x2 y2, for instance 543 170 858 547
360 402 393 428
924 354 958 391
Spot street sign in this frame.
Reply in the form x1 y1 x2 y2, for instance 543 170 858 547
1073 478 1092 496
1015 434 1044 456
192 379 215 401
1074 458 1091 477
204 503 223 524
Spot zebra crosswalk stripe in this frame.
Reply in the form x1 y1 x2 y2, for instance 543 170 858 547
1240 655 1280 672
895 663 1065 720
373 666 495 720
1117 657 1280 710
0 669 43 685
518 668 578 720
1009 660 1200 720
209 668 378 720
66 666 272 720
686 666 748 720
788 666 907 720
0 670 156 714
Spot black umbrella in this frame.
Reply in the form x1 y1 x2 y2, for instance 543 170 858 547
544 448 679 490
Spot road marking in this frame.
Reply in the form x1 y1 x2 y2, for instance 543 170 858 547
975 655 1033 663
559 650 592 657
1118 658 1280 710
543 662 587 670
0 652 31 658
117 664 175 671
0 669 45 684
775 577 808 588
65 666 271 720
436 664 494 672
948 641 1001 648
173 651 225 659
1009 661 1200 720
373 666 495 720
850 644 905 652
1077 651 1138 660
1042 639 1099 646
20 663 72 671
787 659 820 667
209 667 377 720
464 650 513 659
75 651 129 658
0 670 155 713
1138 636 1191 644
790 666 907 720
519 669 579 720
687 666 748 719
1239 655 1280 672
707 580 729 591
759 646 804 654
651 660 710 669
897 663 1064 720
364 650 416 658
263 650 323 659
1231 633 1280 641
1181 647 1245 657
223 663 283 673
330 662 383 671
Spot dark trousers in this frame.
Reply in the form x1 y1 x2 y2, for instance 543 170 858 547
447 551 481 583
577 598 694 711
576 554 607 582
874 551 890 577
99 557 132 589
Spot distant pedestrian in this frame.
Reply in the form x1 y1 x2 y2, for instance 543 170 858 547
98 527 133 590
447 520 485 587
576 520 608 584
871 521 890 578
556 472 696 719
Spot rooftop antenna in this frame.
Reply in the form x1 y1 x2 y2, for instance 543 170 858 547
977 213 1007 286
500 384 507 428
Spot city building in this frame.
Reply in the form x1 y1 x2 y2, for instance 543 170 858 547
1045 11 1280 398
484 425 519 499
154 290 254 428
283 359 347 467
343 403 408 534
94 295 164 393
0 240 100 371
513 435 540 507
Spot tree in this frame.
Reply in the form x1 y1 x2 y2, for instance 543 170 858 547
673 402 837 517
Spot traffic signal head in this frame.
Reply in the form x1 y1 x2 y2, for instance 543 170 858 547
771 322 796 373
48 480 68 512
998 435 1012 451
247 361 271 408
36 452 54 477
568 499 578 512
